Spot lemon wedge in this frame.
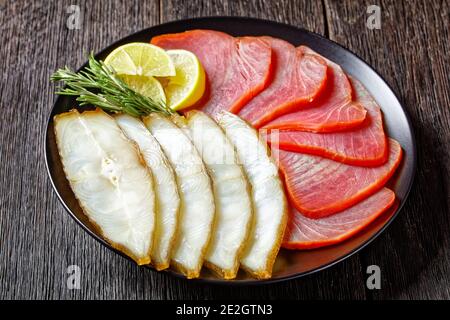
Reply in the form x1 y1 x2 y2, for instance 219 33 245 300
104 43 173 103
118 74 166 104
162 49 206 111
104 42 175 77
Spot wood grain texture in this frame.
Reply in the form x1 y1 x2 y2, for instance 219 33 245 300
0 0 448 300
324 0 450 300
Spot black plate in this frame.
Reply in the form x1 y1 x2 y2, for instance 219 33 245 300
44 17 416 285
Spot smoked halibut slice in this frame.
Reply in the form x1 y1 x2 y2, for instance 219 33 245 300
184 111 253 279
277 139 402 218
265 79 388 166
143 113 215 279
151 30 272 117
115 114 180 270
217 111 287 279
283 188 395 249
54 109 156 265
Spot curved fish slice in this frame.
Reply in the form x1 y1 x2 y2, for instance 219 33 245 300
283 188 395 249
115 114 180 270
184 110 253 279
54 109 156 265
238 40 329 128
262 46 367 132
278 138 402 218
143 113 215 279
217 111 287 279
265 78 387 166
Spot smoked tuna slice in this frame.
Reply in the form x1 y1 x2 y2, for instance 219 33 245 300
277 139 402 218
151 30 272 116
282 188 395 249
238 40 328 128
263 47 367 132
266 79 388 166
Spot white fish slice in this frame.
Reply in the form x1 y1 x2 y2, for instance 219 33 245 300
183 111 253 279
217 111 288 279
143 113 215 279
115 114 180 270
54 109 156 265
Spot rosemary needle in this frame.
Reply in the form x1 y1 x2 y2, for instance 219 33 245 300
50 53 174 117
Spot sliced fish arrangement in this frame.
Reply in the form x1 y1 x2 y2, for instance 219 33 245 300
54 108 285 279
115 114 180 270
183 111 253 279
51 28 405 280
144 113 215 279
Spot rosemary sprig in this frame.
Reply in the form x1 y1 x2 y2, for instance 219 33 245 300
50 53 173 117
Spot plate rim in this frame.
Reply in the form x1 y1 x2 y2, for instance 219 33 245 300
44 16 417 286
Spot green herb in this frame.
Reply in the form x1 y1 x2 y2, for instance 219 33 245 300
50 53 173 116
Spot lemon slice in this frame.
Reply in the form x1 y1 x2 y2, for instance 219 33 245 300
119 74 166 104
162 50 206 111
104 43 175 77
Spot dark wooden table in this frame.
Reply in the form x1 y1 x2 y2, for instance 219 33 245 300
0 0 449 300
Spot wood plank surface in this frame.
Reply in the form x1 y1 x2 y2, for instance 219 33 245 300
324 0 450 299
0 0 448 300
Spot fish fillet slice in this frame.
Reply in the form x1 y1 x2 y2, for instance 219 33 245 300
151 29 272 117
143 113 215 278
217 111 287 279
54 109 156 265
278 138 402 218
262 46 367 132
238 40 330 128
265 78 387 166
183 110 253 279
283 188 396 249
115 114 180 270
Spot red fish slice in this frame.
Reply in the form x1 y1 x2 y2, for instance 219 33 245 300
238 40 328 128
262 47 367 132
151 30 272 116
265 79 388 166
277 138 402 218
282 188 396 250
